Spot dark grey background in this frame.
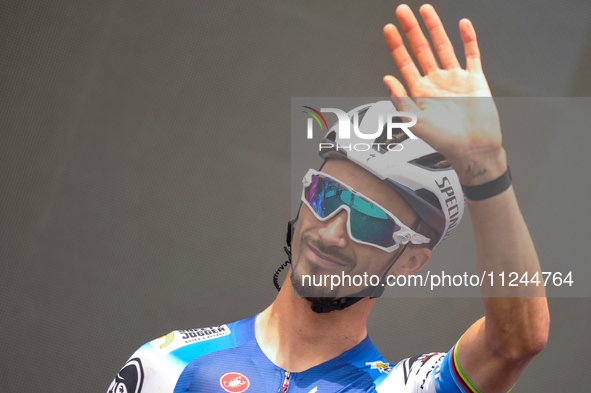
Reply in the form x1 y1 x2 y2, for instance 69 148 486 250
1 0 590 392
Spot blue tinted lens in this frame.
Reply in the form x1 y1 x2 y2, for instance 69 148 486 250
305 175 401 247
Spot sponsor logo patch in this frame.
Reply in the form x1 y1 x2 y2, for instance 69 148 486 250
220 372 250 393
403 352 444 386
108 358 144 393
366 360 393 374
150 325 231 354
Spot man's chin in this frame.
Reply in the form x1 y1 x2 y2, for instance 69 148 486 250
290 265 340 300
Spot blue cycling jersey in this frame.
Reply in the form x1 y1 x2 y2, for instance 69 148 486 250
107 315 475 393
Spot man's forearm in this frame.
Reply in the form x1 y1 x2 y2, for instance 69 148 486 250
468 175 549 358
454 149 549 392
457 147 549 354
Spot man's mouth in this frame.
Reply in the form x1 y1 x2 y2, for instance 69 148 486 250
305 242 349 269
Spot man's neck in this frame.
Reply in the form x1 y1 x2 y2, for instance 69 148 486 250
255 274 374 372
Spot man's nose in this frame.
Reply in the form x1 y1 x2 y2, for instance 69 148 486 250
318 209 349 248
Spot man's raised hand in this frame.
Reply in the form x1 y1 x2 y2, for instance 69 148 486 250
383 4 506 185
383 4 489 97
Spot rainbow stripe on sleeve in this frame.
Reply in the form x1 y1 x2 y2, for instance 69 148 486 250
449 339 481 393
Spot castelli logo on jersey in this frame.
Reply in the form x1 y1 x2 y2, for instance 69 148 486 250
219 372 250 393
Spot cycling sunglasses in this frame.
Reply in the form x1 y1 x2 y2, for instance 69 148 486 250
301 169 430 253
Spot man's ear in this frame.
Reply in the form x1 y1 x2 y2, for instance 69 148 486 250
388 247 431 277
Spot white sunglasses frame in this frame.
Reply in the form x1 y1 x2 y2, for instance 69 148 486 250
301 169 430 253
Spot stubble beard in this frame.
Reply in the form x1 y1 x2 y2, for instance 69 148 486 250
290 232 355 306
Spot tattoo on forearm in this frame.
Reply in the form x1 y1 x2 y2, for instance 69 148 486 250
464 163 487 184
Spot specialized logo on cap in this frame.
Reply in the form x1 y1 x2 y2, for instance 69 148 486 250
435 176 460 241
219 372 250 393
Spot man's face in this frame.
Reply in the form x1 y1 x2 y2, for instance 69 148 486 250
290 159 420 300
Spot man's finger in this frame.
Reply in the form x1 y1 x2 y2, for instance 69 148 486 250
396 4 440 75
383 75 420 114
384 24 421 90
420 4 461 70
383 75 408 97
460 18 482 73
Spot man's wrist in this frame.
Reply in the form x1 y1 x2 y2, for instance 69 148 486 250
451 148 507 186
462 167 512 201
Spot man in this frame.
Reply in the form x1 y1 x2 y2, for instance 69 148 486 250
108 4 549 393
